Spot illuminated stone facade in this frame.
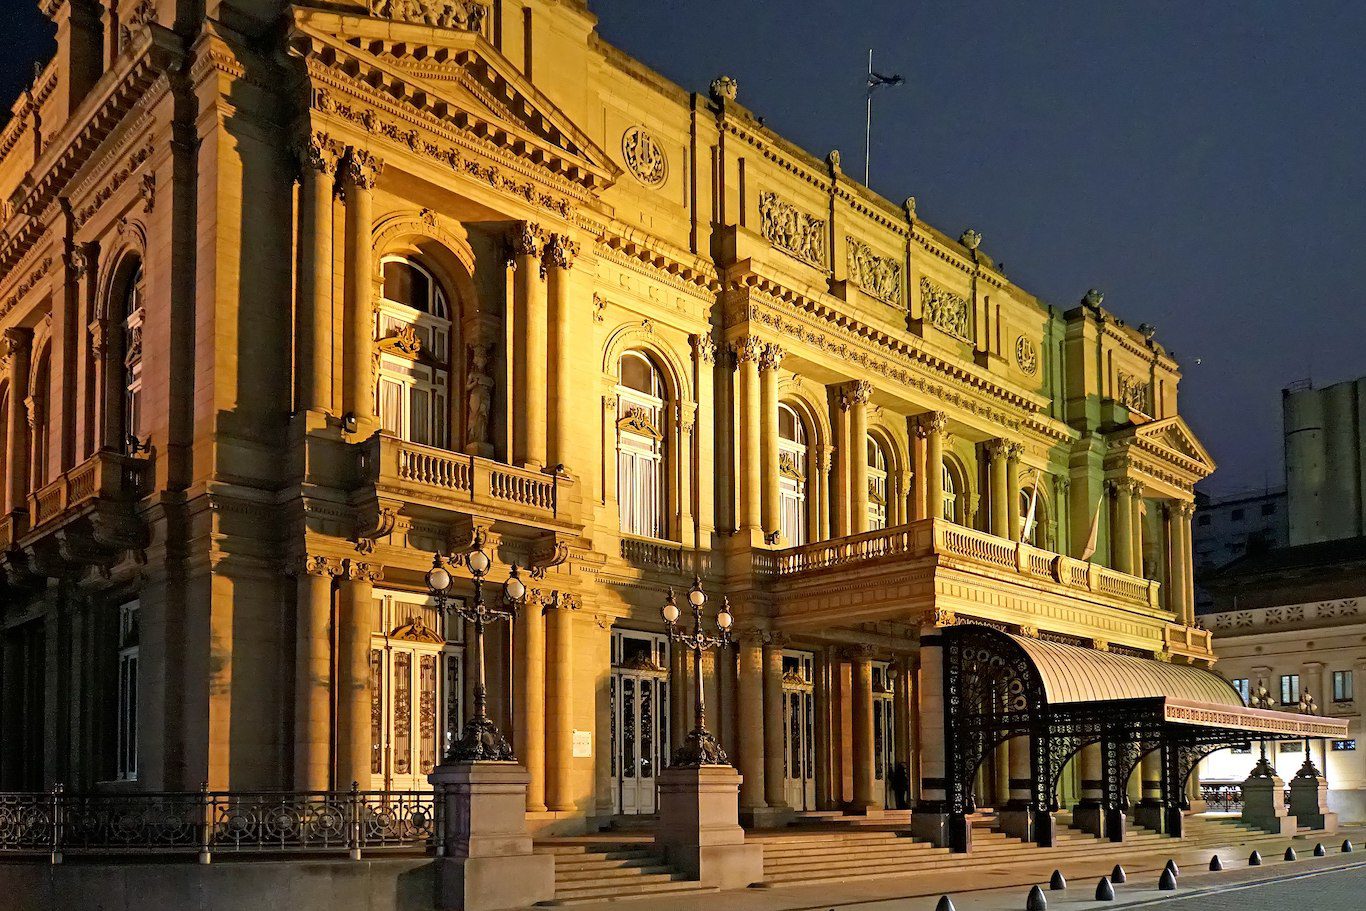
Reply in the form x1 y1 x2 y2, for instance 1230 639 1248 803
0 0 1213 835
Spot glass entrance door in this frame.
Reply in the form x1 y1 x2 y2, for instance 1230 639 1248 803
782 651 816 810
872 662 897 809
611 630 670 815
369 591 464 792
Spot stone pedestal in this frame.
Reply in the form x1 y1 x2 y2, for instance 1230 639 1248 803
656 765 765 889
909 807 966 851
1289 762 1339 832
997 806 1035 842
1240 759 1296 836
429 761 555 911
1133 800 1166 833
1072 801 1106 838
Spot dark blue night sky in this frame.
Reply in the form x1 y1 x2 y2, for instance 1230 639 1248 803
6 0 1366 494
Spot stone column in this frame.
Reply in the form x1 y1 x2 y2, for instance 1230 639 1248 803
1179 502 1196 624
846 381 873 533
691 335 718 549
762 636 789 811
986 440 1009 537
759 343 784 542
998 735 1036 840
1133 750 1165 832
1111 481 1134 574
993 741 1011 808
511 223 547 467
815 444 833 542
296 133 338 413
893 659 913 808
1129 481 1145 575
544 233 578 470
545 594 576 812
918 413 948 522
2 329 32 514
1072 742 1106 836
1163 503 1183 616
911 629 962 850
342 149 382 424
294 556 339 790
337 559 379 788
733 338 763 541
893 469 911 526
515 592 548 812
1007 443 1024 541
910 426 928 520
850 648 878 813
736 632 766 814
814 648 832 809
833 402 851 536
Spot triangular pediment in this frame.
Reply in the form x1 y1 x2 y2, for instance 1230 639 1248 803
290 10 619 193
1129 416 1217 476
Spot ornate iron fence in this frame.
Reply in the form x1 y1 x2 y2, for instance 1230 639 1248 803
1200 783 1242 813
0 785 439 863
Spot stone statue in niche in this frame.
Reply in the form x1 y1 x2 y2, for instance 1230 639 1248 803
465 343 495 455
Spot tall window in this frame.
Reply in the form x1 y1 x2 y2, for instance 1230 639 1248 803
1334 670 1354 703
116 601 139 781
617 352 666 538
122 265 145 448
777 404 808 545
1231 677 1250 704
867 436 888 531
940 462 957 521
1280 674 1300 706
376 258 451 447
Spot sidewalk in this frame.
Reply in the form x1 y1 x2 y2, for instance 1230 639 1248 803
543 826 1366 911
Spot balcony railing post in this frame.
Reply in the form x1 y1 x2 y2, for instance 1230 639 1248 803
348 781 362 861
198 781 213 864
49 782 63 865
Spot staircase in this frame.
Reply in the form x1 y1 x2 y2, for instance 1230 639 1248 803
757 827 953 885
535 840 715 905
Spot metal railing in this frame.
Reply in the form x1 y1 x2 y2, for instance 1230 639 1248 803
0 785 439 863
1200 783 1242 813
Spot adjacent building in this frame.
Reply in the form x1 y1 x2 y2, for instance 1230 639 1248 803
1192 487 1286 611
2 0 1315 858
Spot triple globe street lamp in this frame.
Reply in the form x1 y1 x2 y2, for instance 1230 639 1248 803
661 577 734 766
426 542 527 763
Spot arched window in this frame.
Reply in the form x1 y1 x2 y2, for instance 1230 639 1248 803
778 403 809 545
867 436 888 531
616 351 667 538
941 461 957 522
376 257 452 447
122 265 145 448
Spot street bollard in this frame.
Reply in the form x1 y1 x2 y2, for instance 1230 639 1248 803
1110 864 1127 884
935 896 956 911
1344 840 1355 853
1164 859 1180 877
1026 883 1047 911
1158 868 1177 891
1284 847 1297 862
1049 869 1066 890
1314 843 1326 857
1209 855 1223 871
1249 850 1262 866
1095 877 1115 901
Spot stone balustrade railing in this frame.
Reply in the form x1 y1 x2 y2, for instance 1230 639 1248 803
24 450 149 532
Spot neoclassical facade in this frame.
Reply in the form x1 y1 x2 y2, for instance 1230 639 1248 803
1 0 1265 844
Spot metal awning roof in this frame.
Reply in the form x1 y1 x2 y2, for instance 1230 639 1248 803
1006 633 1349 740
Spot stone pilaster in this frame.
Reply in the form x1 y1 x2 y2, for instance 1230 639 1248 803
758 342 784 543
295 132 340 413
342 148 382 425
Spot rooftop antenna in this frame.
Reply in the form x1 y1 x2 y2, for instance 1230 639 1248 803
864 50 904 186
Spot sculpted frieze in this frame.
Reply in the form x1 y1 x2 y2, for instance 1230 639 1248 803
919 276 971 342
846 237 902 306
759 191 827 269
1117 370 1151 415
370 0 488 31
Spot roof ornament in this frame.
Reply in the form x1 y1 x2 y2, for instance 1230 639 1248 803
1083 288 1105 310
709 75 739 103
958 229 981 252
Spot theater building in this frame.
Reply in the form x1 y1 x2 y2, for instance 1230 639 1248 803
0 0 1339 857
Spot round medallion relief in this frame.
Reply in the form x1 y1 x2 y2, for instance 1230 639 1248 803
622 126 668 188
1015 335 1039 376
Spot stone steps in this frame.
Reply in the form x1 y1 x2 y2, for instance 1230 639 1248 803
536 841 714 905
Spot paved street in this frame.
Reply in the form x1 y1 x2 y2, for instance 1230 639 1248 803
1139 863 1366 910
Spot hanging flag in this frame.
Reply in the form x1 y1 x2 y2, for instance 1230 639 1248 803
1021 472 1042 542
868 70 905 89
1081 493 1103 561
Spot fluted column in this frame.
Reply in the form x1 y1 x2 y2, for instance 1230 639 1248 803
734 338 763 539
986 439 1009 537
851 648 877 812
2 329 32 515
342 149 382 424
846 381 873 533
1111 480 1134 575
510 222 548 467
759 343 784 542
545 233 578 469
737 631 766 811
762 636 788 809
918 412 948 521
1006 443 1024 541
545 593 576 811
294 556 339 790
516 591 548 812
296 133 339 412
815 444 833 541
337 559 380 787
1179 501 1196 624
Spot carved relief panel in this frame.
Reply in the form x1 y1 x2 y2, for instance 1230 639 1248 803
918 277 972 343
846 237 902 306
1117 370 1152 415
759 192 827 269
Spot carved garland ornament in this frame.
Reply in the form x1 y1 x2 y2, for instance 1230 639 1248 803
846 237 902 306
919 277 971 342
759 192 827 269
621 126 667 188
1014 335 1038 376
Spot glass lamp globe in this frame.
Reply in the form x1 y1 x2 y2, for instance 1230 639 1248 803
662 592 680 624
504 565 526 602
426 562 452 593
716 598 733 630
468 548 491 576
688 583 706 608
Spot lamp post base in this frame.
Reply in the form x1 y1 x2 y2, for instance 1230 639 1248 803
446 717 514 763
656 764 764 889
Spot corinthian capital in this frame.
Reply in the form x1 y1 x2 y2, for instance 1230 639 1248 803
543 233 579 271
730 336 765 365
840 379 873 407
984 438 1010 461
690 333 717 364
296 131 342 177
510 221 546 258
914 410 948 438
342 148 384 190
759 342 786 372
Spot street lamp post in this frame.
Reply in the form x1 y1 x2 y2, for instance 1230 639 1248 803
426 543 527 762
660 577 733 766
1298 689 1320 774
1250 679 1275 764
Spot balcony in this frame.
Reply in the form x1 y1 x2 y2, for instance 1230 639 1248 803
760 518 1206 658
358 435 580 532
